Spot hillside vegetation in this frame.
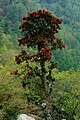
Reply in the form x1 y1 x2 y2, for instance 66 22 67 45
0 0 80 70
0 0 80 119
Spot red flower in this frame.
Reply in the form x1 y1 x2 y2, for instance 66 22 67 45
48 38 51 42
57 38 61 41
57 24 60 29
18 21 27 29
18 24 22 29
29 12 33 15
59 46 62 50
55 30 58 33
26 60 28 63
45 10 50 14
27 76 30 79
49 51 52 55
22 36 26 40
52 37 56 40
10 70 18 75
53 42 57 45
53 62 58 68
41 38 45 42
30 35 33 40
57 38 62 42
15 56 22 64
28 70 32 73
56 18 62 24
22 21 27 25
21 50 27 55
53 19 58 24
44 45 51 51
43 52 48 56
10 72 13 75
37 52 41 55
18 38 21 41
14 70 18 75
29 54 35 59
47 55 52 61
33 11 38 17
62 44 66 48
22 16 27 20
38 46 41 49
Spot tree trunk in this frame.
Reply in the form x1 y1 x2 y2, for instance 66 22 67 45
40 60 46 90
40 60 52 119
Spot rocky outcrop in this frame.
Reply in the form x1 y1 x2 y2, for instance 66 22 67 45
17 114 35 120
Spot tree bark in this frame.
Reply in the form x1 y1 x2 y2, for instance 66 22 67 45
40 60 52 119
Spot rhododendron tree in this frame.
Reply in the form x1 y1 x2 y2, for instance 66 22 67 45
10 9 66 119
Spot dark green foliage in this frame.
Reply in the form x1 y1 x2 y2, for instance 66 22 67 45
51 105 75 120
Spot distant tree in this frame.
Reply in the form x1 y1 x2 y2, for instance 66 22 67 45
10 9 66 119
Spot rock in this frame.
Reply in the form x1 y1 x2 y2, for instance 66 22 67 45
17 114 35 120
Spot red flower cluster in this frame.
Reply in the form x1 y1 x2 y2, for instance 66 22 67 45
18 36 27 45
56 38 66 50
53 18 62 24
62 44 66 48
26 70 33 79
29 11 37 18
19 20 27 29
51 37 66 50
20 50 27 55
22 16 27 20
53 42 57 45
29 54 35 59
18 9 63 50
26 60 28 63
10 70 18 75
28 69 32 74
37 37 46 42
43 45 51 51
53 62 58 68
53 18 62 30
29 9 51 18
37 45 52 61
15 56 22 64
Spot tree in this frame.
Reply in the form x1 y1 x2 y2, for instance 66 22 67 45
10 9 66 119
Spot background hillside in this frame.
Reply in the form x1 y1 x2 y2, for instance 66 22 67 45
0 0 80 119
0 0 80 71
